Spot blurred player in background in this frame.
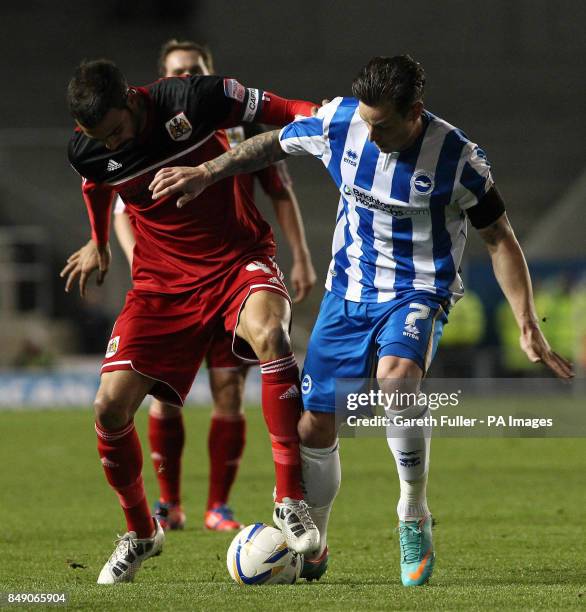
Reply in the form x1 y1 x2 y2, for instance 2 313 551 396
108 39 316 533
150 54 574 586
62 58 320 583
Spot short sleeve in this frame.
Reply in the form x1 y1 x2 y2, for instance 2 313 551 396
455 143 494 211
279 115 326 157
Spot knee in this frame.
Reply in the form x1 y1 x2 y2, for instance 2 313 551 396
210 370 245 417
248 322 291 360
149 398 181 419
94 392 132 430
377 357 422 397
298 411 336 448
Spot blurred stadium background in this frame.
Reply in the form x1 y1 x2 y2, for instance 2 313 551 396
1 0 585 407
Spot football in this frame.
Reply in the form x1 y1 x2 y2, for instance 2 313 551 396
227 523 301 585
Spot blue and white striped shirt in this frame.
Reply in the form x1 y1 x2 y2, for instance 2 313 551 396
279 97 493 305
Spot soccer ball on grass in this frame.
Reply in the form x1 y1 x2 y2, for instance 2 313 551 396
227 523 301 585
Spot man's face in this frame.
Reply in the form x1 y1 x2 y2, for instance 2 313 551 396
77 105 139 151
358 100 423 153
164 49 211 77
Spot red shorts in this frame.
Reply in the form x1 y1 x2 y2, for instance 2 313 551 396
102 256 288 406
205 327 247 370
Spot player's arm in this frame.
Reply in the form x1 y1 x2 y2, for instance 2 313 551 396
150 105 327 207
216 78 316 129
273 189 317 303
269 185 316 303
150 130 288 207
112 198 135 268
472 189 574 379
257 160 316 302
60 178 114 297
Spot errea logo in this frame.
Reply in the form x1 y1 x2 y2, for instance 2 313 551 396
410 170 435 195
343 149 358 167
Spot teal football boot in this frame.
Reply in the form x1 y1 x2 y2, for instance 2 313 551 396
300 546 329 581
398 515 434 586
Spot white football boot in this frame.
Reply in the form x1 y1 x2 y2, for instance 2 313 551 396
97 518 164 584
273 497 320 555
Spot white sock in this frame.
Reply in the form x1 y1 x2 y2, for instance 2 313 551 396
300 440 341 557
386 404 431 521
396 473 429 521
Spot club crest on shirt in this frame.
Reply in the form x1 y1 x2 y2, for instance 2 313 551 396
105 336 120 358
165 112 192 141
410 170 435 196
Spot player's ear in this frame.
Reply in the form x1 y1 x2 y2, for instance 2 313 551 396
409 100 424 121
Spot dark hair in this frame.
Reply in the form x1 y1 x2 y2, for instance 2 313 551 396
67 60 128 128
157 39 214 76
351 55 425 116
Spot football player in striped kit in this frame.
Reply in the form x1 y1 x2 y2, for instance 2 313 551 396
149 55 573 585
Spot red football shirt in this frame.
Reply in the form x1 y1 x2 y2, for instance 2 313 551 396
69 75 313 293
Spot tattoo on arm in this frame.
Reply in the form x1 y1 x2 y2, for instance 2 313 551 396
204 130 288 184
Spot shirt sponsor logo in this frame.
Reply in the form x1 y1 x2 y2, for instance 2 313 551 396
223 78 246 102
105 336 120 358
410 170 435 195
350 186 430 217
165 112 192 141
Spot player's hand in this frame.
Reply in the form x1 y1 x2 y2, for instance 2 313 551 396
310 100 330 117
519 322 574 379
290 254 317 303
149 165 212 208
60 240 111 297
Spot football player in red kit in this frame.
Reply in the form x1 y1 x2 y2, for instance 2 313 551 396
62 59 319 583
73 40 315 535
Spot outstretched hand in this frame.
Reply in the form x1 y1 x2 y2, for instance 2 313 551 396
520 322 574 379
60 239 111 297
149 165 212 208
290 256 317 303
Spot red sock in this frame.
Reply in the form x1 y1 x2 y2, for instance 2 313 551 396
147 412 185 505
260 354 304 502
96 421 153 538
207 415 246 510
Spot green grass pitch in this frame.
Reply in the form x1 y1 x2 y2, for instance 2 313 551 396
1 407 585 610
